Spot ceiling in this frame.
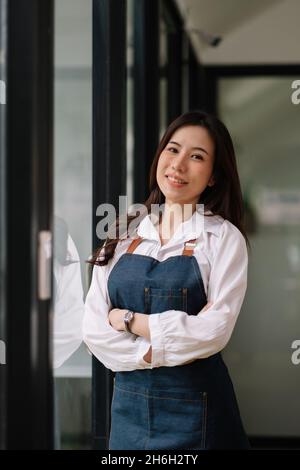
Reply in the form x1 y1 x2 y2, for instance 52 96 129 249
176 0 279 38
175 0 300 64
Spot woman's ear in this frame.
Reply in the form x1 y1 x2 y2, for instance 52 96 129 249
207 175 215 187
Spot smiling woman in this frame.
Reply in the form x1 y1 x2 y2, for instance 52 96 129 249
156 125 215 211
84 110 250 450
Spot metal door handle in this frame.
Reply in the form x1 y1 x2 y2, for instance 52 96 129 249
38 230 52 300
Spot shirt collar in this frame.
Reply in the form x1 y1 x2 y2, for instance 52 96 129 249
136 208 223 242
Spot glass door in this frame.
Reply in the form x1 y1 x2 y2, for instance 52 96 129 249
0 0 7 450
53 0 92 449
219 75 300 439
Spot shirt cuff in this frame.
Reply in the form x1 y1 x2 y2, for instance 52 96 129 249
148 313 165 367
135 336 152 368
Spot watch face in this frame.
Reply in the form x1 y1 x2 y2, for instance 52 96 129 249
124 311 134 333
125 311 133 322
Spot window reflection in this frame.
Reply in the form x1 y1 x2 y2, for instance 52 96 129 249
53 0 92 449
53 216 84 369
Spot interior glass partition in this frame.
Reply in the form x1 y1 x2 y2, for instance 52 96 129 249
53 0 92 449
0 0 7 449
219 75 300 439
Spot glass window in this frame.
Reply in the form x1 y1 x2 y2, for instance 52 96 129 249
0 0 7 450
53 0 92 449
126 0 134 207
219 76 300 437
159 12 168 139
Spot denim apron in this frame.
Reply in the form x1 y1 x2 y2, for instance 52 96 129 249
107 236 250 450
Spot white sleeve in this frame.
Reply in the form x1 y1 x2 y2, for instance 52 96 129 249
53 235 84 369
148 221 248 368
82 259 151 372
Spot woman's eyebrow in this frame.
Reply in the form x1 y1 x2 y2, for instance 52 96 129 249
168 140 209 155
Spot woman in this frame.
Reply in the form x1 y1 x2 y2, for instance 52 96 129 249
83 110 250 450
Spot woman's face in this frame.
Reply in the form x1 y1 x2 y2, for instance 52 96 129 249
156 125 215 209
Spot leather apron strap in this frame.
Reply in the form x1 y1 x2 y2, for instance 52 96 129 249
126 236 197 256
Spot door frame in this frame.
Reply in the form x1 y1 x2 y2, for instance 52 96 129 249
5 0 54 449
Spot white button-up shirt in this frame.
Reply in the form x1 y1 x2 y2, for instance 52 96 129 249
83 210 248 372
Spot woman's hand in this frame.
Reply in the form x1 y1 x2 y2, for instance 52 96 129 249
143 346 152 364
108 308 127 331
201 301 213 313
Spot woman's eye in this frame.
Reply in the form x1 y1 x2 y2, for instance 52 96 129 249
191 154 204 161
166 148 204 160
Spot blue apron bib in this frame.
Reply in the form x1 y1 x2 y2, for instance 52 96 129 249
107 236 250 450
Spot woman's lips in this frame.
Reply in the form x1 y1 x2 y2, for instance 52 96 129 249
165 175 188 187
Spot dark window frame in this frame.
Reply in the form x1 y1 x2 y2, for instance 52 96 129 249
133 0 160 203
92 0 127 450
200 64 300 114
6 0 54 449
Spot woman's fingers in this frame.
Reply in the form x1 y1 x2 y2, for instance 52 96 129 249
201 301 213 312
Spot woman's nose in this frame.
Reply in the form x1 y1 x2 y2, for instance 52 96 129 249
171 154 186 171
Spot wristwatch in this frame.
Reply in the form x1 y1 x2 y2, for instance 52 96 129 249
124 310 135 333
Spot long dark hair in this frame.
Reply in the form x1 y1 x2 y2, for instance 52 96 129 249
89 110 249 266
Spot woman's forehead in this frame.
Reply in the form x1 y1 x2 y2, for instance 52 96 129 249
169 126 214 152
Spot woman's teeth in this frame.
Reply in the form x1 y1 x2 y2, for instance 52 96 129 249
167 176 187 184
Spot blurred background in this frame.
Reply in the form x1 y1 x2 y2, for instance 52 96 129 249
1 0 300 450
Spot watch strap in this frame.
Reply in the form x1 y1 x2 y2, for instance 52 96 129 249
124 310 135 333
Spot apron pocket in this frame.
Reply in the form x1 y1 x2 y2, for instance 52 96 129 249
109 386 148 450
147 389 207 450
144 287 187 313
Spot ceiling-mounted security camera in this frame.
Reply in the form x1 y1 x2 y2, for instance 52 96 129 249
187 28 222 47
